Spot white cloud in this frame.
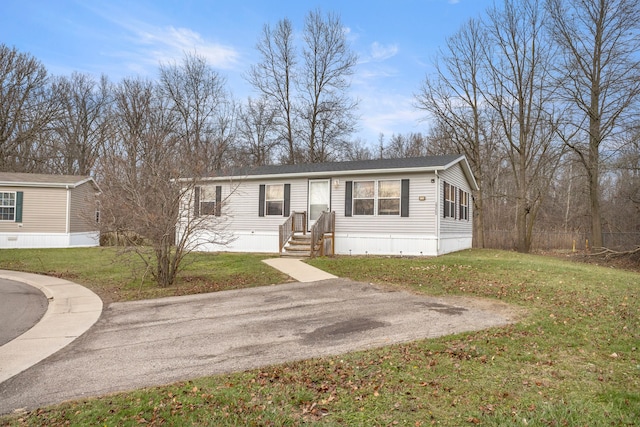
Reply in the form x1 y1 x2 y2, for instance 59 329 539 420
370 42 398 61
130 24 240 70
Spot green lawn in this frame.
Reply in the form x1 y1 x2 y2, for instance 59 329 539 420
1 249 638 426
0 247 289 303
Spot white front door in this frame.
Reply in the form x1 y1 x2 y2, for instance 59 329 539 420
308 179 331 230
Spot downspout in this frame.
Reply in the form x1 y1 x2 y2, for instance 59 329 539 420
435 171 440 255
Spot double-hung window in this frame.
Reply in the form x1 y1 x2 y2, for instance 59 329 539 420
352 180 402 216
265 184 284 216
459 189 469 220
200 187 216 216
353 181 375 215
444 182 456 218
0 192 16 221
378 180 401 215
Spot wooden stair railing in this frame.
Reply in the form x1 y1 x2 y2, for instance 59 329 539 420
279 211 306 254
309 211 335 258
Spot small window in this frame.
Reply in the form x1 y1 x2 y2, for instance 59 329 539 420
265 184 284 216
353 181 374 215
378 180 401 215
459 189 469 220
198 186 222 216
0 192 16 221
444 182 456 218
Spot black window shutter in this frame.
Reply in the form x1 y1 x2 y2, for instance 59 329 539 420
283 184 290 217
215 186 222 217
345 181 353 217
455 186 459 220
15 191 23 223
258 185 265 217
443 182 448 218
401 179 409 217
194 186 200 218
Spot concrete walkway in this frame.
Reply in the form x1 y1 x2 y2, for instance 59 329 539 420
262 258 338 282
0 270 103 384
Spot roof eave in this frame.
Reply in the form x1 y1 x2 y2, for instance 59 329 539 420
0 176 101 191
193 164 454 182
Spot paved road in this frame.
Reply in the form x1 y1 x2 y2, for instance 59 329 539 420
0 278 517 415
0 279 48 346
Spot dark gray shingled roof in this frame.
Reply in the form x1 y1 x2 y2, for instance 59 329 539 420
222 154 464 177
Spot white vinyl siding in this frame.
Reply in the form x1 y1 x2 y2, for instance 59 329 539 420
440 164 473 236
336 172 436 236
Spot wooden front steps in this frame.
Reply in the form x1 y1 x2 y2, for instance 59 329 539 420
281 233 320 257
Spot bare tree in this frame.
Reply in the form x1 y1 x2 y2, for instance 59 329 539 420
98 76 230 287
546 0 640 248
236 96 279 166
48 72 111 175
484 0 563 253
159 52 231 173
0 44 57 172
384 133 430 159
246 19 297 164
415 19 500 248
298 9 358 163
341 137 374 161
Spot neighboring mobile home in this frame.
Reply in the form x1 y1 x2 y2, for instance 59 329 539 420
178 154 478 257
0 173 100 249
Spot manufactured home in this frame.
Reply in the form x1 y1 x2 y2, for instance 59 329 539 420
178 154 478 257
0 173 100 249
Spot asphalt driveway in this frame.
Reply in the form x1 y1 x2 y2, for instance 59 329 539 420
0 278 517 414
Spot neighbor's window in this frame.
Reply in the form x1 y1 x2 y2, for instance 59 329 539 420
0 192 16 221
444 182 456 218
265 184 284 216
378 180 401 215
459 189 469 220
353 181 375 215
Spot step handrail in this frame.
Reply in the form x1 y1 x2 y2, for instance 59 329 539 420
279 211 307 254
309 210 335 258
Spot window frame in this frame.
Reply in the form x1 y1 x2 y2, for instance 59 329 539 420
352 180 375 216
377 179 401 216
351 180 403 216
459 189 469 221
265 183 285 216
0 191 16 221
444 182 456 219
197 186 215 216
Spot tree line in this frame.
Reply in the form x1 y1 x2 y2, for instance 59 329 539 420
1 2 639 278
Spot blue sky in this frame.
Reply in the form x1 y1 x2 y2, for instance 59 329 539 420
1 0 493 145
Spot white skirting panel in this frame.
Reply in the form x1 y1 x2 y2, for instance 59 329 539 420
183 229 473 257
438 236 473 255
334 233 439 257
0 232 100 249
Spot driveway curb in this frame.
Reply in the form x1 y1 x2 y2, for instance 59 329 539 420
0 270 103 384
